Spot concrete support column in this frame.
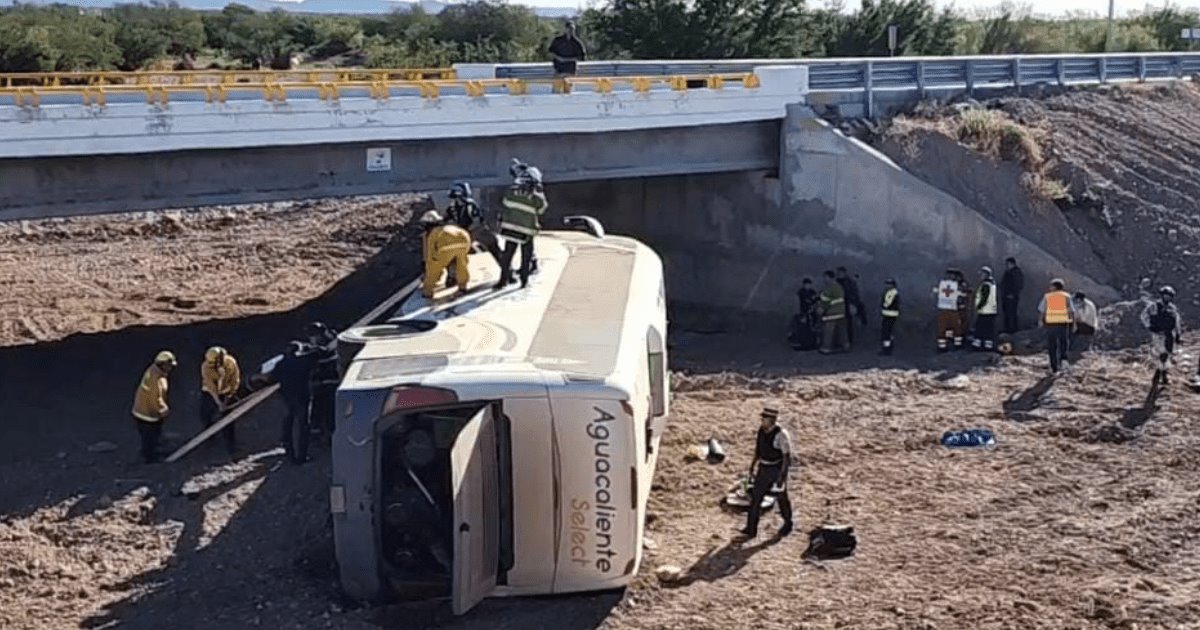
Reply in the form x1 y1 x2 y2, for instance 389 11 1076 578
1099 57 1108 83
916 61 927 99
1012 58 1022 94
864 61 875 119
965 59 975 96
1057 59 1066 86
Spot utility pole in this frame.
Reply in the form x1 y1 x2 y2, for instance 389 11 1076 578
1105 0 1116 52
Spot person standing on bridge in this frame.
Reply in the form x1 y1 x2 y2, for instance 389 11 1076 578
548 20 587 87
496 159 548 290
131 351 177 463
200 346 242 456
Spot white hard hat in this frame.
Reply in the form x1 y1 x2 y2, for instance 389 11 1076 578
420 210 443 225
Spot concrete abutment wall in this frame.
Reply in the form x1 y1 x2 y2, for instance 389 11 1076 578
494 104 1118 326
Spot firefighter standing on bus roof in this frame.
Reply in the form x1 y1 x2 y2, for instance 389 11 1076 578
736 407 793 541
972 266 999 352
421 210 472 299
934 269 961 352
496 159 548 290
880 278 900 355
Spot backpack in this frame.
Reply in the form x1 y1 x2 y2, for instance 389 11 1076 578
803 524 857 560
1149 303 1178 334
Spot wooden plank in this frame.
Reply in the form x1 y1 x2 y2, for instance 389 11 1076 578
164 277 421 463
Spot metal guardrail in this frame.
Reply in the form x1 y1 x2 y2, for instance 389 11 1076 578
0 68 456 88
496 53 1200 115
0 73 760 107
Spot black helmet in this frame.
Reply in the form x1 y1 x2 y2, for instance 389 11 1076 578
1160 285 1176 298
305 322 330 338
448 181 472 200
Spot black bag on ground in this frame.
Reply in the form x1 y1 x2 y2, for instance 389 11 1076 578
803 524 857 559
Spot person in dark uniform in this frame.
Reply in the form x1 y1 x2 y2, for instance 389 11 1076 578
445 181 503 275
879 278 900 355
836 267 867 347
305 322 340 434
1000 257 1024 334
273 340 319 464
737 407 794 541
548 21 587 78
788 277 820 351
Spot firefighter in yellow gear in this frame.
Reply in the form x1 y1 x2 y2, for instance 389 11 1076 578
421 210 472 299
201 346 242 454
132 350 177 463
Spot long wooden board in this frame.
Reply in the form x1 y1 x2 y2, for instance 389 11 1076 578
164 278 421 463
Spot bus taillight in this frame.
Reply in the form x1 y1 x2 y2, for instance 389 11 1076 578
381 386 458 414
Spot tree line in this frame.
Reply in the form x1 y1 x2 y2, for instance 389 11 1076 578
1 0 1197 74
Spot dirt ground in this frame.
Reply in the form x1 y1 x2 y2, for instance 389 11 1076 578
5 84 1200 628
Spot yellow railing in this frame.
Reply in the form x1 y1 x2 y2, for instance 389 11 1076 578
0 68 457 88
0 73 762 107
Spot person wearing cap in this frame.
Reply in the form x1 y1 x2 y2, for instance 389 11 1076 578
548 20 587 86
1070 291 1099 359
200 346 242 455
306 322 340 434
496 159 548 290
1038 278 1076 373
131 350 177 463
1000 257 1024 334
972 266 999 352
272 340 321 464
737 407 794 541
933 268 962 352
879 278 900 355
1141 285 1182 386
421 209 472 299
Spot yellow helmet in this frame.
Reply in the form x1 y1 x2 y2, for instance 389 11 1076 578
154 350 177 366
204 346 226 364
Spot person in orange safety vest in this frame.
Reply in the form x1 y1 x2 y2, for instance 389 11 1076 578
1038 278 1076 374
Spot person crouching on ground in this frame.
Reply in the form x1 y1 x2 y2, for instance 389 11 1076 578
132 351 177 463
736 407 794 541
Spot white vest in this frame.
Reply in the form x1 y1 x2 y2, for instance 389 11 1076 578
936 280 960 311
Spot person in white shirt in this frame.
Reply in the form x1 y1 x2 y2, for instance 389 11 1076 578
1071 291 1099 357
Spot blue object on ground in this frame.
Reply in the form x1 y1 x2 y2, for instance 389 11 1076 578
940 428 996 447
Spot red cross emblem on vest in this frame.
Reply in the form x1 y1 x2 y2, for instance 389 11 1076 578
941 285 955 297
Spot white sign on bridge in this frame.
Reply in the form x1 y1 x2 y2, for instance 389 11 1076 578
1182 28 1200 41
366 147 392 172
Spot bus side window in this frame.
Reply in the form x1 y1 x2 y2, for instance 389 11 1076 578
647 327 665 418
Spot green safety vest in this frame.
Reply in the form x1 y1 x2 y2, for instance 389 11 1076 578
499 189 548 244
881 288 900 318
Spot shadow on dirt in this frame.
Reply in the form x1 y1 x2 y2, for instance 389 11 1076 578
663 537 784 589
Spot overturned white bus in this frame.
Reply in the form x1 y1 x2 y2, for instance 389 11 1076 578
330 225 669 615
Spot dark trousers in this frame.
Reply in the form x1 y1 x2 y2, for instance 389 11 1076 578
973 314 997 351
200 393 236 453
1002 297 1020 333
845 312 856 345
282 396 311 464
134 417 163 463
880 316 897 353
1046 324 1070 373
744 463 792 537
311 384 336 433
497 240 535 288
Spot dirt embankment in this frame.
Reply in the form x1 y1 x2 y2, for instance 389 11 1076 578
876 82 1200 315
0 195 430 347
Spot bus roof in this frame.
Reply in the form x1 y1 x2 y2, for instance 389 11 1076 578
344 230 662 391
